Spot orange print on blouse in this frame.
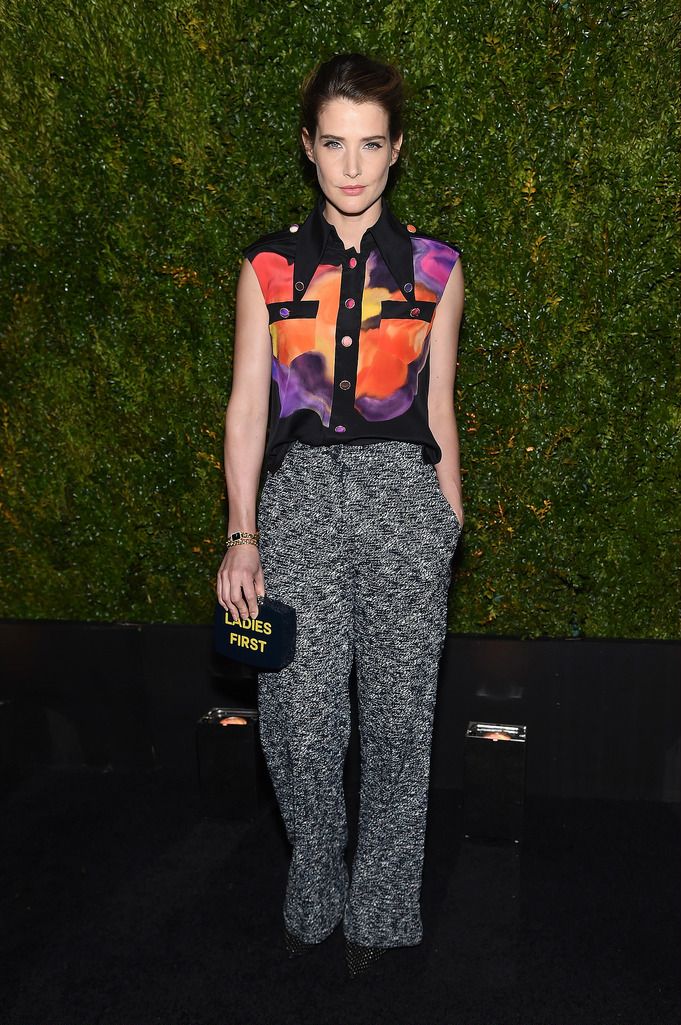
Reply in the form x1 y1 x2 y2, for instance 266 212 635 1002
251 250 339 425
357 286 434 400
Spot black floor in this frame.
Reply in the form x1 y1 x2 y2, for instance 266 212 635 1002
1 764 679 1025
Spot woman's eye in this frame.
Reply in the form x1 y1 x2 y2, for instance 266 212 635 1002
323 140 342 149
364 142 382 150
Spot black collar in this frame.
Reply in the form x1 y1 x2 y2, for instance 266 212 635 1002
293 194 415 301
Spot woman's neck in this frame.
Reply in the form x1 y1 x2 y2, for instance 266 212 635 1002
322 196 383 252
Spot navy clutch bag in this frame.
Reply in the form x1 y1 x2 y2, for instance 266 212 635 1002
213 596 297 671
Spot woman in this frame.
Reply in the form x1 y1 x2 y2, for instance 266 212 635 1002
216 52 465 978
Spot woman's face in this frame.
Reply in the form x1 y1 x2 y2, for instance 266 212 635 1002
302 98 402 220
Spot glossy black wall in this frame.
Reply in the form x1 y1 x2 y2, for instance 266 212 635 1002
1 620 678 803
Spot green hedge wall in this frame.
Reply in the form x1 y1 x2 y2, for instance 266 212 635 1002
1 0 679 637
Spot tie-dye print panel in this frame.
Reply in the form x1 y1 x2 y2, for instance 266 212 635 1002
251 238 458 427
251 251 341 427
356 239 458 421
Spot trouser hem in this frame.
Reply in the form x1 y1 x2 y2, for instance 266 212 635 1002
283 912 344 946
342 907 424 948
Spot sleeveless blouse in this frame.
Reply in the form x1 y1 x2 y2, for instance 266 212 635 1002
243 196 461 472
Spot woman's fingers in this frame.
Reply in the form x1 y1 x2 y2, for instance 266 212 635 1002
216 547 264 621
231 574 259 621
220 572 249 623
242 579 262 620
216 553 230 611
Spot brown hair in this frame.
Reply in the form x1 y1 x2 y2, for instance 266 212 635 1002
301 53 405 143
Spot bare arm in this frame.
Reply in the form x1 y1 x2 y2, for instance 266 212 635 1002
427 257 465 525
216 258 271 620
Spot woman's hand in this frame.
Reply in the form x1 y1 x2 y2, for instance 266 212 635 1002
439 480 464 529
216 544 266 622
448 495 465 529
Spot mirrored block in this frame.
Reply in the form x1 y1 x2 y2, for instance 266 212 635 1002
464 721 527 843
195 706 264 819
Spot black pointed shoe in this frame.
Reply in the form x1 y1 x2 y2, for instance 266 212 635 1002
344 938 388 978
284 926 317 958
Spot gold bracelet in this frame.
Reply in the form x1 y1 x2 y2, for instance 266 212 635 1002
226 529 259 548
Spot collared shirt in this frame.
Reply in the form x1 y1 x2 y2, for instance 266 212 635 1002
243 195 461 471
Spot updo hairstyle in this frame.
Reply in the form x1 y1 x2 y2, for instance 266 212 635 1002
300 53 405 144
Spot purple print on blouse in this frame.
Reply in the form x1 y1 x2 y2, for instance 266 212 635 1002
364 238 458 295
412 238 459 294
355 361 422 421
273 352 333 426
364 251 396 292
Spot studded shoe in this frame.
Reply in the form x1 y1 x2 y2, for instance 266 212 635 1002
284 926 317 958
344 938 388 978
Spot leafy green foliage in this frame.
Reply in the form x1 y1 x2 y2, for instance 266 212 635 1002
1 0 679 636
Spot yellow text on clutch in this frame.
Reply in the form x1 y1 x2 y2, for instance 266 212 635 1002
229 632 268 652
224 612 272 635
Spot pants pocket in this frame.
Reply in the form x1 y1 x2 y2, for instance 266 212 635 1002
428 467 462 534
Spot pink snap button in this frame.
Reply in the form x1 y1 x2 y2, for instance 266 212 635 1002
406 223 416 233
289 224 299 233
344 298 355 309
341 335 353 347
334 425 346 433
410 307 421 317
348 257 357 268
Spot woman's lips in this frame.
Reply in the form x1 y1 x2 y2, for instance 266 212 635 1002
339 185 365 195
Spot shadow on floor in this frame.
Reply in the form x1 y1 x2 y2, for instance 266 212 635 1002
0 765 678 1025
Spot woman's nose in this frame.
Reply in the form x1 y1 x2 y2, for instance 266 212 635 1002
343 150 361 178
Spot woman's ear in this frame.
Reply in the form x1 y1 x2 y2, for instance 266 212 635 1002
301 128 315 163
390 133 404 166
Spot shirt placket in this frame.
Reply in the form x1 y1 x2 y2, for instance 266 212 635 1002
329 249 364 436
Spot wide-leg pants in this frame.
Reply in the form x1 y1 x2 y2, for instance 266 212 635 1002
256 440 461 948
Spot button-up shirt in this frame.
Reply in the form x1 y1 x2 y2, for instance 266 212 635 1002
243 195 461 471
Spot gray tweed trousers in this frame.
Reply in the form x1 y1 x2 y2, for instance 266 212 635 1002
256 440 461 948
